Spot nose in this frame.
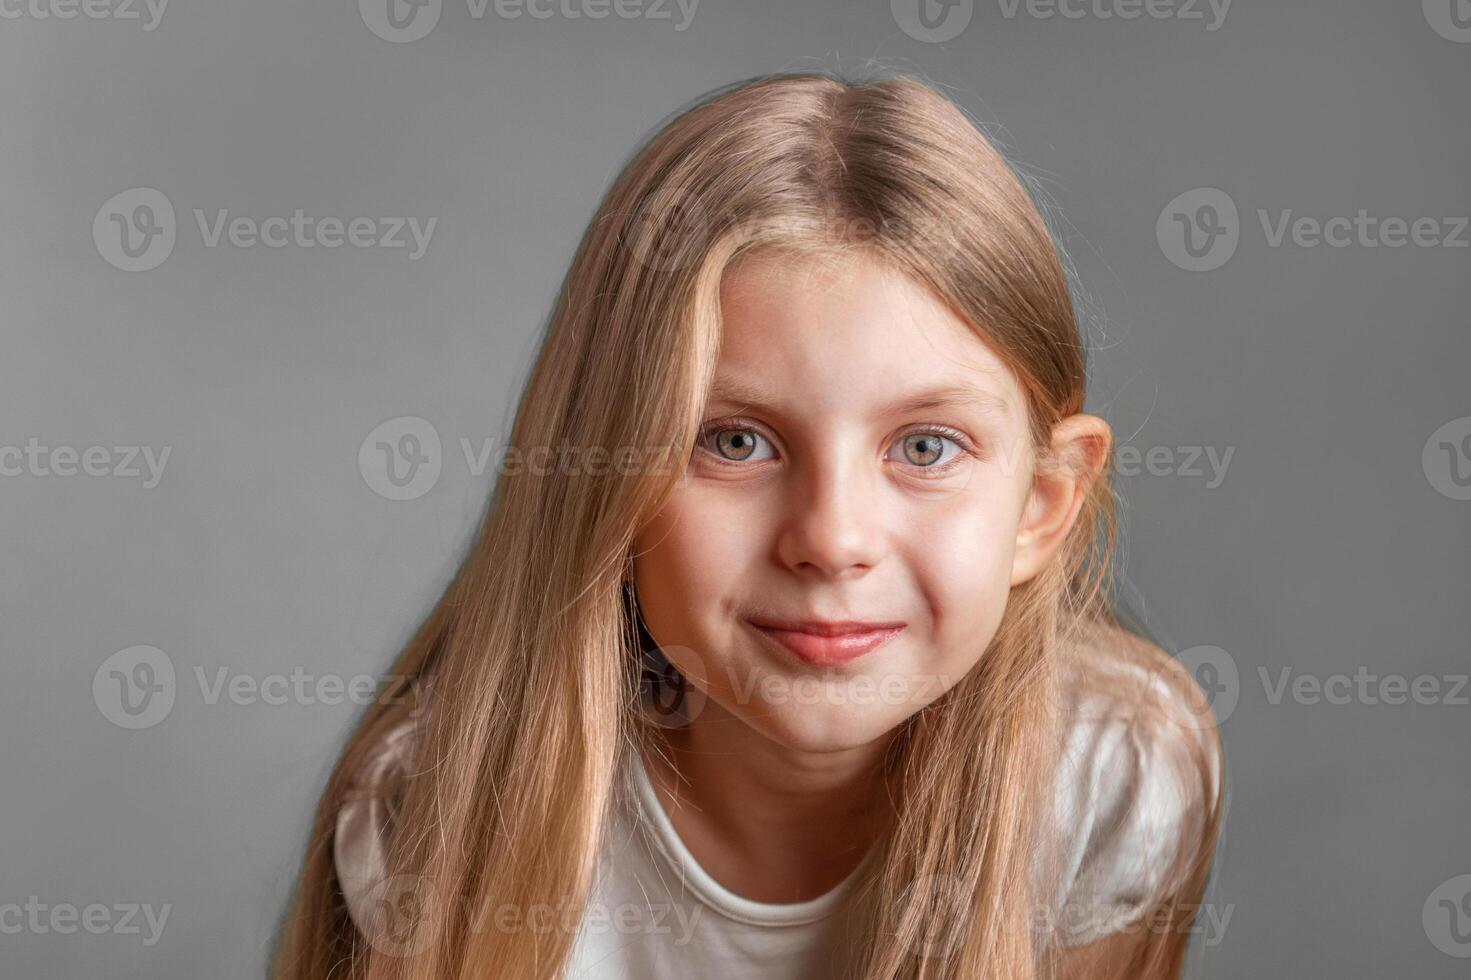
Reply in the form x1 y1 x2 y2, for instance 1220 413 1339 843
773 444 886 580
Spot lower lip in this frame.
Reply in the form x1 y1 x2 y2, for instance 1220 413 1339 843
748 623 904 669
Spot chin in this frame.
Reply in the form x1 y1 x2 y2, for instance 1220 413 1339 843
736 699 909 755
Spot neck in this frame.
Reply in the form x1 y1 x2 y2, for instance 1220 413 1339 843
641 699 897 903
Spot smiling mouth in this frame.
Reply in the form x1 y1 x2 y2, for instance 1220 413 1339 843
745 618 906 669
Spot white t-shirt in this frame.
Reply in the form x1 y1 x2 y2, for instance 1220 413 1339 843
334 641 1221 977
562 746 878 978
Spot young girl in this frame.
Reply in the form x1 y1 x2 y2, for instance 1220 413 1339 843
272 71 1224 980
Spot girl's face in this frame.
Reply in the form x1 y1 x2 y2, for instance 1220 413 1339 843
631 248 1096 754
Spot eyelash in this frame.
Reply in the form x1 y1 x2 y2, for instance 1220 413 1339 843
694 416 982 477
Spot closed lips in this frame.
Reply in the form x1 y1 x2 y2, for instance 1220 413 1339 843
746 618 906 668
746 618 906 635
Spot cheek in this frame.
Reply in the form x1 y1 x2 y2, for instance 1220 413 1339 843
631 493 759 644
903 473 1026 650
922 506 1016 591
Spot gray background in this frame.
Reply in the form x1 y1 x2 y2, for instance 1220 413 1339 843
3 0 1468 977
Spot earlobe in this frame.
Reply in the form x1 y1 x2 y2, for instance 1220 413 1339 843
1009 414 1112 587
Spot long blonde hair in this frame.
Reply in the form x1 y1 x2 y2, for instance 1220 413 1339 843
271 70 1222 980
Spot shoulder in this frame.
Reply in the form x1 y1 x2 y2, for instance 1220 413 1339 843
1042 619 1224 949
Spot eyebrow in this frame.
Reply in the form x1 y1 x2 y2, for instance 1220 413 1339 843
707 378 1014 421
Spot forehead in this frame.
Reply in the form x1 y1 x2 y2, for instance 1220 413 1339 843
714 248 1025 421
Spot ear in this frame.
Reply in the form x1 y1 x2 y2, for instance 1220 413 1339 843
1009 413 1112 587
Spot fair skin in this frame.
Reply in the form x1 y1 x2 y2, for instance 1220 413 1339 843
629 247 1125 958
